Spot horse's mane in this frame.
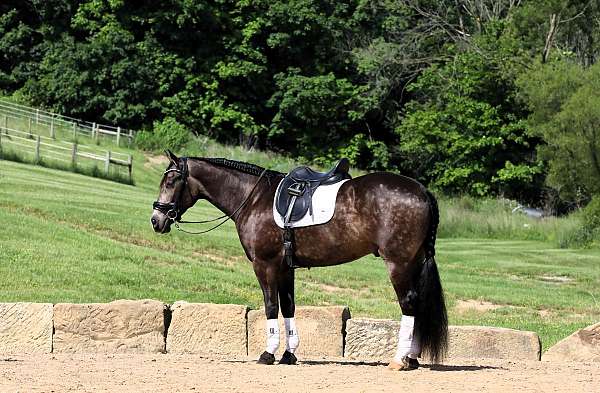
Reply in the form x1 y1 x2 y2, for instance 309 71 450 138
193 157 283 178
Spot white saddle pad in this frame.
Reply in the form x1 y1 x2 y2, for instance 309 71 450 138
273 179 349 229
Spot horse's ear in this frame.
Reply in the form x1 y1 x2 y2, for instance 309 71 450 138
165 149 178 165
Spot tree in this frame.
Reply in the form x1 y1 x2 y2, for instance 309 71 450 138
396 26 542 199
519 59 600 204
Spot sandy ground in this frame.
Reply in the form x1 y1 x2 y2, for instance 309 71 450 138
1 354 598 393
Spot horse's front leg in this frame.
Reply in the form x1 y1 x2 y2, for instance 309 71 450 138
254 261 281 365
278 267 298 365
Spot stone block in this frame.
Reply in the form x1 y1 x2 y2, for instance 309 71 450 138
543 322 600 362
344 318 399 361
448 325 541 361
344 319 541 361
247 306 350 358
53 299 166 353
166 302 248 358
0 303 53 354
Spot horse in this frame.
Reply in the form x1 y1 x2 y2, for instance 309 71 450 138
151 150 448 370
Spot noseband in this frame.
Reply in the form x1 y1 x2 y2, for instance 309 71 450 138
153 157 190 222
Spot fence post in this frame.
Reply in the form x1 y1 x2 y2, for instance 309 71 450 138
71 143 77 168
105 151 111 175
50 117 55 139
128 129 133 147
35 135 41 163
72 122 77 140
28 118 32 138
128 154 133 183
3 115 6 134
0 127 2 151
36 109 39 124
116 126 121 146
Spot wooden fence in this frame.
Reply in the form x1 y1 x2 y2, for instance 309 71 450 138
0 116 133 182
0 99 135 146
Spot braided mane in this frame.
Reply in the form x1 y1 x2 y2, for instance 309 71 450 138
193 157 283 178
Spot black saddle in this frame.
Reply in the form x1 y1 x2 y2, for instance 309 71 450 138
275 158 351 222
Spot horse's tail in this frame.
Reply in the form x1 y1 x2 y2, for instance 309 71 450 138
414 189 448 363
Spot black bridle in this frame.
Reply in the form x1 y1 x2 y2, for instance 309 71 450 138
152 157 191 222
152 157 268 234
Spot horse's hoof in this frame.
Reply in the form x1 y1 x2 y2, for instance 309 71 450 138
257 351 276 365
279 350 297 365
387 356 419 371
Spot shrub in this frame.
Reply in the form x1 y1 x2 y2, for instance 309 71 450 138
135 117 190 152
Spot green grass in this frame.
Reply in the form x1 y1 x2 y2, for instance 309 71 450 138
1 159 599 351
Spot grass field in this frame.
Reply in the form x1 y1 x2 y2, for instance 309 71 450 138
1 158 599 351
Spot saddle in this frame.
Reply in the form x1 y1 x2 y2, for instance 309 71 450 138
275 158 351 268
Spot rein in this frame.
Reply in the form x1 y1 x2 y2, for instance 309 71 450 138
153 158 268 235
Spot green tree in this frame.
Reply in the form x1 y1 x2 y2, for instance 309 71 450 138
519 60 600 204
396 28 542 198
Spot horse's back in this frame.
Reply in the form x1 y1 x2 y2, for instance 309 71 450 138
343 171 429 209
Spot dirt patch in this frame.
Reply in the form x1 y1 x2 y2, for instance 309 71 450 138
455 299 503 313
539 275 574 284
144 154 169 169
191 251 243 267
319 284 348 293
0 354 598 392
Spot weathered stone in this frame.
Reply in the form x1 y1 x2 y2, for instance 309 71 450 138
166 302 248 358
344 318 400 361
247 306 350 358
543 322 600 362
448 325 541 361
345 319 541 361
53 299 166 353
0 303 53 354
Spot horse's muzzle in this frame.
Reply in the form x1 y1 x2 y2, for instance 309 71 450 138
151 213 171 233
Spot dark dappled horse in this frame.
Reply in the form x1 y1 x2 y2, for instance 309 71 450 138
151 151 448 370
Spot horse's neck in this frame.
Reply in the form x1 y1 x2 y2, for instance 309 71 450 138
188 160 259 217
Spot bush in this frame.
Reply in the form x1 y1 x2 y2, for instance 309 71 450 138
135 117 190 152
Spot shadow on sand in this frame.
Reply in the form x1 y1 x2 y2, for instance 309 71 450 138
224 358 505 371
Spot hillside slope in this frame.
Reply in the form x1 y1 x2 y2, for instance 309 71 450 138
0 159 599 349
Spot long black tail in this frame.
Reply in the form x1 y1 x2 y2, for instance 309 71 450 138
414 190 448 363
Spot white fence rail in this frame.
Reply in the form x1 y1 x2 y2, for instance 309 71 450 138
0 119 133 182
0 99 135 146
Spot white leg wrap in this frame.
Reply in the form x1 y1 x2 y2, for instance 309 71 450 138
284 317 299 353
393 315 421 362
265 318 280 354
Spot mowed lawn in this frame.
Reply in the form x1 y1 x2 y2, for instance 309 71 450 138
1 159 599 350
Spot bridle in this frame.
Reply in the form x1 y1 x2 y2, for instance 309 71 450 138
152 157 268 234
152 157 191 222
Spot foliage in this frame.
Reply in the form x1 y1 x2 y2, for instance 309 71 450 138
135 117 190 152
395 30 543 199
2 0 600 202
519 60 600 203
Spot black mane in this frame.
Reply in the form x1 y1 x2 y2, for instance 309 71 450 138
193 157 283 178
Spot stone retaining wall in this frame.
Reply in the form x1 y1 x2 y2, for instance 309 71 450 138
0 301 546 361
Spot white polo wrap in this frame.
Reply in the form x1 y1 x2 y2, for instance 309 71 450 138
394 315 421 362
284 317 299 353
265 318 280 354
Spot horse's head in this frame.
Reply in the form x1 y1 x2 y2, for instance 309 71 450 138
151 150 193 233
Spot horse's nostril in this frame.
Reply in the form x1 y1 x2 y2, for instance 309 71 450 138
151 217 157 226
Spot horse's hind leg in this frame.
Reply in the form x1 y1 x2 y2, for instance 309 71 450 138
278 267 299 365
384 254 422 371
253 262 281 365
